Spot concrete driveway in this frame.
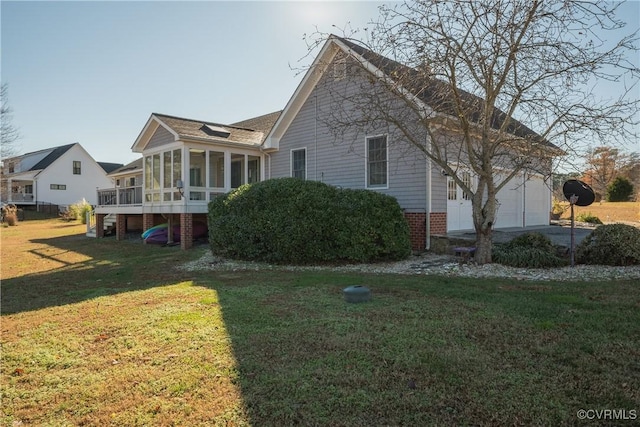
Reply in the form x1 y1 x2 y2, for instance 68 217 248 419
448 222 597 248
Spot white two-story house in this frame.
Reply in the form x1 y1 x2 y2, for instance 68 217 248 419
1 143 120 210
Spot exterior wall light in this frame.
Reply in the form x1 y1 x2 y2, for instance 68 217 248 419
176 179 185 198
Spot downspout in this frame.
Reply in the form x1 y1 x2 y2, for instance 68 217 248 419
7 177 12 203
34 170 43 207
315 93 318 181
425 136 432 251
522 171 527 228
33 177 38 207
260 146 271 180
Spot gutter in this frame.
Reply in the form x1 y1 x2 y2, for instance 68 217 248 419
260 146 272 180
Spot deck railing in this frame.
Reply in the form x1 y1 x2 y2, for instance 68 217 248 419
8 193 34 203
97 186 143 206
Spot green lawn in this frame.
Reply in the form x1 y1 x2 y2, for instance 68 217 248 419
1 219 639 425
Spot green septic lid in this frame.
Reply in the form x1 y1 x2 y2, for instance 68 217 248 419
343 285 371 303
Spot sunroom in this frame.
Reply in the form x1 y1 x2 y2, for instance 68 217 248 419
93 112 279 249
143 144 263 208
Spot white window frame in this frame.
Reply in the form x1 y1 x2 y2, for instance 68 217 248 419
365 134 389 189
290 148 307 180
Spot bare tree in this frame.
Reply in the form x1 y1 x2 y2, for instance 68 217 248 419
1 83 20 159
582 146 634 200
304 0 639 263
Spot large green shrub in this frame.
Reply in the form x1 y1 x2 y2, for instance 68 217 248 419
208 178 411 264
576 223 640 266
493 232 567 268
606 176 634 202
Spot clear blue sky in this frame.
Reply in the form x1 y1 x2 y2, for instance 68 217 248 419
1 1 386 164
2 1 638 166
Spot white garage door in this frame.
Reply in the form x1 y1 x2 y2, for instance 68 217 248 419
495 173 550 229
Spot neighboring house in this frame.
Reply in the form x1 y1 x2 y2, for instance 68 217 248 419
97 158 144 213
1 143 121 209
96 36 560 251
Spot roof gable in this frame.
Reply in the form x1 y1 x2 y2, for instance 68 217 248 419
264 39 342 149
30 144 76 171
336 37 552 147
132 112 281 153
265 35 558 151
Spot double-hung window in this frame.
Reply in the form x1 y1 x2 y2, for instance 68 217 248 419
366 135 388 188
291 148 306 180
73 161 81 175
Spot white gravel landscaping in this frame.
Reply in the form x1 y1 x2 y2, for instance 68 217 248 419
179 251 640 282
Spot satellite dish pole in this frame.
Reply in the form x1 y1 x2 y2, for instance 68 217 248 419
562 179 595 268
569 194 579 267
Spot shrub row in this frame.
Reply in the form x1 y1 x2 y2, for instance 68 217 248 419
577 223 640 266
493 225 640 268
208 178 411 264
492 232 567 269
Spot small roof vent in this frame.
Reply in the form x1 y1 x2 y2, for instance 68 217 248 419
201 124 231 138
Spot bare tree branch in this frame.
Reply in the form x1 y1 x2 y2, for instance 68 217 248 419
299 0 638 263
1 83 20 159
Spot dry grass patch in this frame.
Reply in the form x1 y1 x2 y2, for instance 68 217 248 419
558 201 639 223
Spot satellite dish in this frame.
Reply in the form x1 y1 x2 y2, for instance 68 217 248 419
562 179 595 207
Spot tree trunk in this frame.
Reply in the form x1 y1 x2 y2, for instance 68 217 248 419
474 226 493 264
472 177 496 265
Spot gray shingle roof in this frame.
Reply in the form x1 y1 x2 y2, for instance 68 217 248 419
153 113 269 146
98 162 124 174
335 36 558 149
231 111 282 141
108 158 143 175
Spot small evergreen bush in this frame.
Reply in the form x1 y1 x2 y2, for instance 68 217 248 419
576 223 640 266
575 212 603 224
493 246 566 268
208 178 411 264
493 232 567 268
508 232 555 252
606 177 634 202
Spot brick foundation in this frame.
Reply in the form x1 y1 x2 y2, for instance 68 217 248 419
404 212 426 252
96 214 105 238
142 213 155 231
430 212 447 235
116 214 126 241
404 212 448 251
180 213 193 250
